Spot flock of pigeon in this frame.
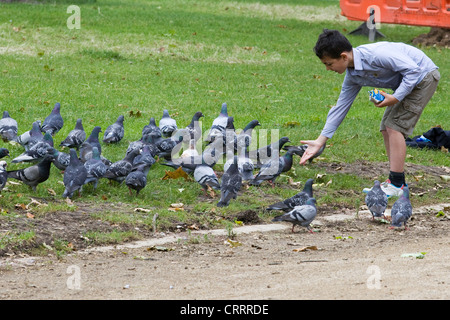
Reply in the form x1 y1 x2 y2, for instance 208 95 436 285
0 102 412 232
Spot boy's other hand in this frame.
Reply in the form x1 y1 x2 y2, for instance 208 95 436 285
375 92 399 108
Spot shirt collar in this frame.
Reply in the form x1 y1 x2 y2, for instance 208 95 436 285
352 48 363 71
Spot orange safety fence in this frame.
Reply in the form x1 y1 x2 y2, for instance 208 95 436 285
340 0 450 28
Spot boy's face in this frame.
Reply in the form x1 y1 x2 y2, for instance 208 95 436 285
320 52 351 74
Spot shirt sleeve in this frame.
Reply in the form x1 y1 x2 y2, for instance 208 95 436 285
321 74 361 139
372 51 422 102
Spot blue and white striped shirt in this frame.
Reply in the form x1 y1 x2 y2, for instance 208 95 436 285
321 42 438 139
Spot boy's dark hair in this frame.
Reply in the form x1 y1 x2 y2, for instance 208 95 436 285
313 29 353 59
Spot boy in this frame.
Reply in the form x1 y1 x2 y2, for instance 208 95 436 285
299 29 440 197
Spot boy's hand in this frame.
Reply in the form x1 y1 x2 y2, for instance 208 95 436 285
299 139 325 165
375 91 399 108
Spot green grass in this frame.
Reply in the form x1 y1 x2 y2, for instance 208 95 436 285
0 0 448 253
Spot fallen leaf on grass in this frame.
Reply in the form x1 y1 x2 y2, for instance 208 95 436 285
134 207 152 213
161 167 190 180
225 239 242 248
26 212 34 219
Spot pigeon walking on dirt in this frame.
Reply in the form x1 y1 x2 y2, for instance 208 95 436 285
266 178 314 212
41 102 64 136
0 161 8 192
272 198 317 233
365 180 388 220
250 150 294 187
62 149 88 199
217 156 242 207
103 115 125 144
7 154 54 191
59 118 86 150
125 165 147 196
0 111 18 142
159 109 177 138
84 147 107 190
389 186 413 230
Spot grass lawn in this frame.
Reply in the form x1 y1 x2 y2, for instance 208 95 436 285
0 0 448 254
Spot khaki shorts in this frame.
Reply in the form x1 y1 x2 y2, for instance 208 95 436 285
380 69 440 138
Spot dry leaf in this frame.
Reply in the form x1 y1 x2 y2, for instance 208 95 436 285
161 167 190 180
47 188 57 196
65 198 74 206
15 203 27 210
26 212 34 219
293 246 318 252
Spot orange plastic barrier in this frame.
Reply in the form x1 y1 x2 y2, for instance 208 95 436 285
340 0 450 28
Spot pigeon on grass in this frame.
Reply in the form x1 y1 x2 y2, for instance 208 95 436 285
0 161 8 191
41 102 64 136
272 198 317 233
159 109 177 138
103 115 125 144
62 149 88 199
217 156 242 207
7 154 54 191
59 118 86 150
0 111 18 142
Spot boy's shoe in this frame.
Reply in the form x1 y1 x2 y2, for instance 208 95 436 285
363 179 405 198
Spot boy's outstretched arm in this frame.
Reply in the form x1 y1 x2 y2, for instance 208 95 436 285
299 135 328 165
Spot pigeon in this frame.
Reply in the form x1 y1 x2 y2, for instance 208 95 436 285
186 111 204 142
11 132 54 164
103 148 140 183
0 148 10 159
159 109 177 138
206 102 228 143
7 154 54 191
79 126 102 162
142 117 161 140
193 163 220 195
235 119 261 153
223 150 254 181
132 145 156 176
266 178 314 212
0 161 7 192
41 102 64 136
84 147 107 190
153 129 188 160
59 118 86 149
48 147 71 171
0 111 18 142
217 156 243 207
365 180 388 220
272 198 317 233
103 115 124 144
252 136 291 168
250 150 294 186
283 142 326 164
62 149 88 199
389 186 413 230
16 121 43 150
125 165 147 196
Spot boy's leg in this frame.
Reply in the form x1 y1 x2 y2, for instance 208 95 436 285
366 69 440 196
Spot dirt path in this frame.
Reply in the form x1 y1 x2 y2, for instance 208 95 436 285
1 203 449 301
